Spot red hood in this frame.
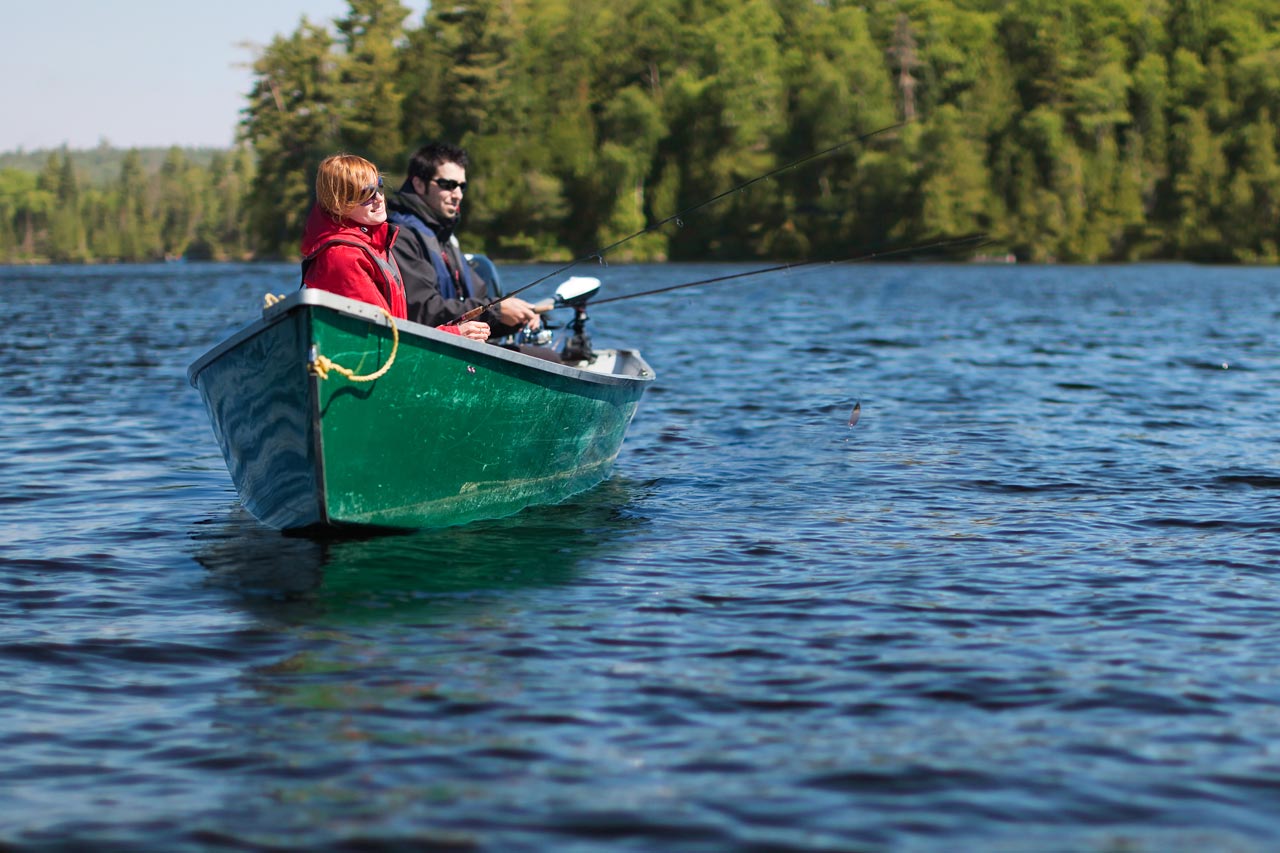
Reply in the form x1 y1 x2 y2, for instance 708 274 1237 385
300 204 397 257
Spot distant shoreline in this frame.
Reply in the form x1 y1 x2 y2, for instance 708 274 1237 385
0 144 233 185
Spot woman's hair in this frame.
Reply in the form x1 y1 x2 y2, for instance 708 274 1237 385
315 154 380 219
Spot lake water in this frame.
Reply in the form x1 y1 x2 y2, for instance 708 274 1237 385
3 261 1280 851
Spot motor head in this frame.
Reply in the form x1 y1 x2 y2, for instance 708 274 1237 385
554 276 600 309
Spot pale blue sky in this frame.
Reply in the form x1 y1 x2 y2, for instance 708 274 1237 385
0 0 427 153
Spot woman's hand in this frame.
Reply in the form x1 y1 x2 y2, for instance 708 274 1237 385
458 320 490 341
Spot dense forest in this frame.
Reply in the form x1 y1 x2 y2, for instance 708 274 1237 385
0 147 255 263
3 0 1279 264
0 145 225 185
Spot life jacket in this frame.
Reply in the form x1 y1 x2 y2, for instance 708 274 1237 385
300 238 405 309
389 213 477 301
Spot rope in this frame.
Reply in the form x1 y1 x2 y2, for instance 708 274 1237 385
306 304 399 383
260 293 399 382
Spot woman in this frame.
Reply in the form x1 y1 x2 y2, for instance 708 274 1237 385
301 154 489 341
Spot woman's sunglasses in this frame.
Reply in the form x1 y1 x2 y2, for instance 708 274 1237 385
358 176 385 205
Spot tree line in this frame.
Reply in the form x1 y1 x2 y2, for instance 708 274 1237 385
4 0 1279 264
0 147 255 264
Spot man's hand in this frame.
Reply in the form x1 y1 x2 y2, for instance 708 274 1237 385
493 297 541 331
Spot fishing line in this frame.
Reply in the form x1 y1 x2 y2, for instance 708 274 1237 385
589 233 992 306
454 121 907 323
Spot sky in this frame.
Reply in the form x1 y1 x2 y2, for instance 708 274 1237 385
0 0 428 153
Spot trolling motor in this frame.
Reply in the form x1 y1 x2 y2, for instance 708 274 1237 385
469 253 600 359
530 276 601 363
555 276 599 364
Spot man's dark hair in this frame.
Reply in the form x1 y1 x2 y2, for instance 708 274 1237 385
406 142 469 183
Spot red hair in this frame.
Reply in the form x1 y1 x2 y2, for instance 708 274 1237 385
315 154 380 220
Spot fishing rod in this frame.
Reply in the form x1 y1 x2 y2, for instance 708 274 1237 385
586 233 992 307
454 120 907 323
520 232 989 366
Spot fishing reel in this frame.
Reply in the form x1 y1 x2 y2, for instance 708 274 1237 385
515 324 553 347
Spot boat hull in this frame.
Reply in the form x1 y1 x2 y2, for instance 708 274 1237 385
188 290 653 530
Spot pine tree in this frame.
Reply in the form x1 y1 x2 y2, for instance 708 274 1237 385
335 0 411 168
116 150 157 261
43 151 88 263
241 21 342 257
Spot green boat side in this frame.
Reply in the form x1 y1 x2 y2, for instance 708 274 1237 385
188 290 654 530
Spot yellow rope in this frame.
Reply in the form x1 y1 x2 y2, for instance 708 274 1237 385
260 293 399 381
307 306 400 383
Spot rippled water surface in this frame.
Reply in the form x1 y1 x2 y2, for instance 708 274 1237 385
4 262 1280 851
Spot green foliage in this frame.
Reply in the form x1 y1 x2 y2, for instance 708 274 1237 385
0 144 224 185
0 145 255 264
335 0 411 167
5 0 1280 263
240 20 342 257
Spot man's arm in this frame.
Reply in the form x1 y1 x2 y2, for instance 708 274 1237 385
393 231 484 327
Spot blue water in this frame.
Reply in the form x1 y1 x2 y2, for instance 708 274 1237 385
4 261 1280 851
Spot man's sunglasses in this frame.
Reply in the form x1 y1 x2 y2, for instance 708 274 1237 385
358 176 384 205
431 177 467 193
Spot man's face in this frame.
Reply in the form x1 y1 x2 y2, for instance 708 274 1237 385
417 161 467 222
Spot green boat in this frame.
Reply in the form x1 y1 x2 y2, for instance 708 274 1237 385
188 280 654 531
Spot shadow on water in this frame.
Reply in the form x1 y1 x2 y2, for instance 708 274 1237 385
188 478 647 620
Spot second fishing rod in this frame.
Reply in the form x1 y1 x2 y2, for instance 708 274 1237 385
453 121 907 324
590 233 992 307
513 232 991 365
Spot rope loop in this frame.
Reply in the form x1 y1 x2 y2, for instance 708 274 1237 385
306 306 400 383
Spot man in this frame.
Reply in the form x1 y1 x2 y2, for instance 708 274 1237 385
386 142 540 336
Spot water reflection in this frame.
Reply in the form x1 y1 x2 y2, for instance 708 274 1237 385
189 478 646 621
183 481 655 845
14 262 1280 849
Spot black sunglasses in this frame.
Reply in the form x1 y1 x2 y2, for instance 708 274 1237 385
431 177 467 193
358 175 384 205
